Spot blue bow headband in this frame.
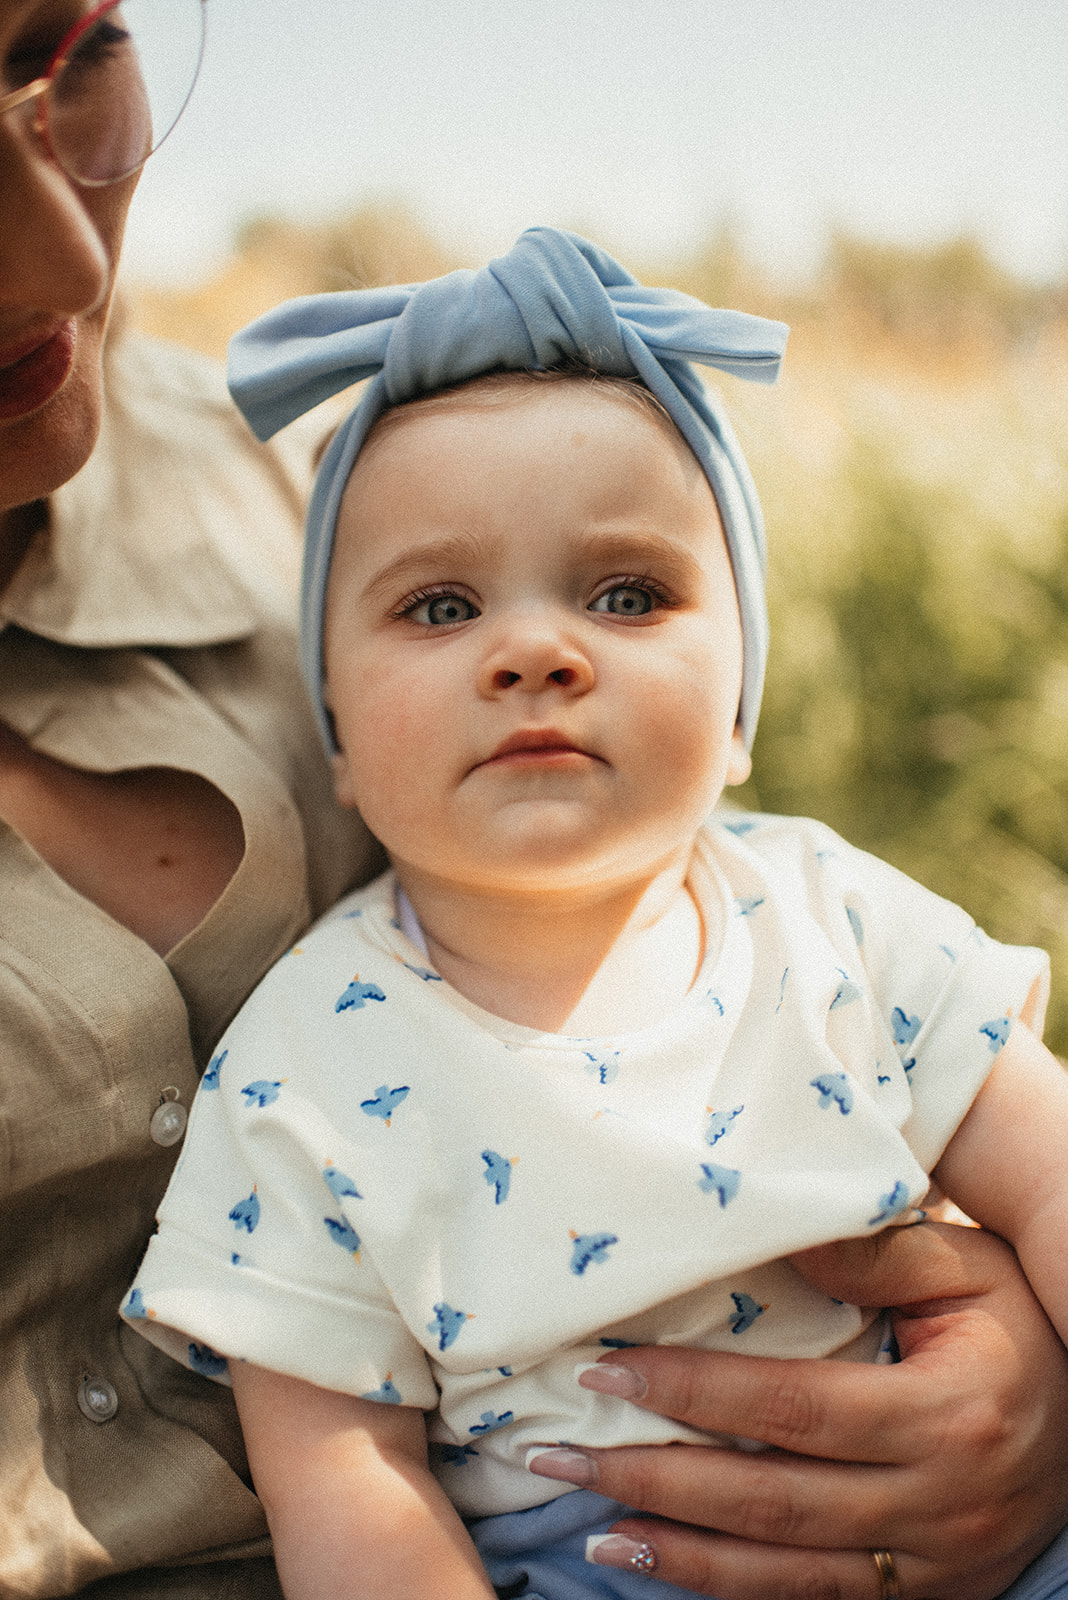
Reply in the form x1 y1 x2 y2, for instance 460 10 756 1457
227 226 788 752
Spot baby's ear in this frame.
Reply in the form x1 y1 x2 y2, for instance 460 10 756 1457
725 726 752 788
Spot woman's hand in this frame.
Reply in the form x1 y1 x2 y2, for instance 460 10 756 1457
529 1224 1068 1598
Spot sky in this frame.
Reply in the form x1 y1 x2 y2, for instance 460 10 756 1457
121 0 1068 290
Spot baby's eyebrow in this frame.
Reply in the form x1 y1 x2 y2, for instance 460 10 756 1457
360 533 488 604
573 530 705 582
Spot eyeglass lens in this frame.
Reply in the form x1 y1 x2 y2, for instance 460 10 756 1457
49 0 205 185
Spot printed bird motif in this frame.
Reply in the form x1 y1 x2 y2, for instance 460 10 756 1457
124 1288 150 1320
728 1292 766 1335
846 906 864 946
600 1337 640 1349
868 1180 910 1226
428 1303 472 1351
569 1231 618 1275
438 1442 480 1465
722 818 758 836
402 961 442 982
979 1015 1011 1053
481 1150 516 1205
891 1007 921 1048
188 1342 228 1377
735 895 765 917
704 1105 744 1147
323 1216 361 1256
202 1049 226 1090
583 1050 622 1085
698 1163 741 1207
360 1084 410 1124
241 1080 284 1108
469 1409 515 1435
829 971 863 1010
336 975 387 1013
323 1165 362 1201
810 1072 853 1114
702 992 726 1015
229 1189 260 1234
361 1375 402 1404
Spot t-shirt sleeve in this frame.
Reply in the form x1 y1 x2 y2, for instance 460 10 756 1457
121 951 439 1411
808 820 1051 1172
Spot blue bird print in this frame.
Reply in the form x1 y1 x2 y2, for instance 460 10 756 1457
360 1084 410 1124
829 972 863 1010
438 1442 479 1466
241 1080 283 1108
188 1342 228 1377
402 961 441 982
846 906 864 946
323 1166 362 1201
980 1015 1011 1053
324 1216 361 1256
481 1150 516 1205
124 1288 149 1320
336 974 387 1013
600 1338 640 1349
202 1048 226 1090
569 1231 618 1275
868 1181 910 1226
729 1292 766 1335
810 1073 854 1114
891 1007 921 1048
702 992 725 1015
736 895 765 917
469 1409 515 1436
584 1050 622 1086
698 1163 741 1207
704 1105 744 1147
361 1375 402 1404
428 1303 472 1352
722 818 758 836
229 1188 260 1234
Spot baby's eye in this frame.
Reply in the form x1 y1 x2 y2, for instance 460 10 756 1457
589 583 660 617
404 591 479 626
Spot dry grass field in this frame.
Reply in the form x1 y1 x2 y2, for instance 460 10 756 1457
126 208 1068 1051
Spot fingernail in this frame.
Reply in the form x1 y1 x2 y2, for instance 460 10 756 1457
576 1362 647 1400
586 1535 658 1573
526 1447 598 1487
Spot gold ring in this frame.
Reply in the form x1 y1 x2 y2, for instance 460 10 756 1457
872 1549 901 1600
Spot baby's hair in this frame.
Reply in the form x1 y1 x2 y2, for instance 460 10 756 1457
360 361 679 459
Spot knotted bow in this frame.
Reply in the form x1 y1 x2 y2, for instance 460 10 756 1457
227 226 788 752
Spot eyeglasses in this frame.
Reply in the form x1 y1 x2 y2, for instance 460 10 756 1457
0 0 207 187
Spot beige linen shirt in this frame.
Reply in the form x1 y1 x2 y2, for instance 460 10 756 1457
0 332 381 1600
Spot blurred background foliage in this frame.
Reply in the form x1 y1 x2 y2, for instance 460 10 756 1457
126 204 1068 1052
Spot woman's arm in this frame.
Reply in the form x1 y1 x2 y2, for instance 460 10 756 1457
529 1221 1068 1599
230 1363 496 1600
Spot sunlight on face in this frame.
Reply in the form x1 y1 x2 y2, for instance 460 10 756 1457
324 379 750 900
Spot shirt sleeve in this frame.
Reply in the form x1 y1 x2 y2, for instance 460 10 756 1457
121 947 440 1411
808 820 1051 1171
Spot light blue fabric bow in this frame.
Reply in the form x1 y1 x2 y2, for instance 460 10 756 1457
227 226 788 752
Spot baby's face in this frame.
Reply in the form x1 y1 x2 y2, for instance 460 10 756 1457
323 380 751 898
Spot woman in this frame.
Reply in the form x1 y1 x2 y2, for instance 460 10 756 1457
1 3 1066 1597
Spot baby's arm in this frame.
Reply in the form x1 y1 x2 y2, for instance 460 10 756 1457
934 1022 1068 1345
229 1363 496 1600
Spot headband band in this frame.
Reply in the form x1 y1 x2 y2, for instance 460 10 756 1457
227 226 788 751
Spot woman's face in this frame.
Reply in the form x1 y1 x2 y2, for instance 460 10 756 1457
0 0 138 546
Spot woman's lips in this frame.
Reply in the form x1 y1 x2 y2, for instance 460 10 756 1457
0 321 76 421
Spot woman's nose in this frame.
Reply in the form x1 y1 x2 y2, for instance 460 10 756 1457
0 120 110 316
478 616 596 698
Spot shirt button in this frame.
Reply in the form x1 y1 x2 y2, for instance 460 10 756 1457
150 1095 188 1147
77 1377 119 1422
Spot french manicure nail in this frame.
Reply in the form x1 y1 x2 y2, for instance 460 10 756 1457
526 1447 598 1486
586 1535 658 1573
576 1362 647 1400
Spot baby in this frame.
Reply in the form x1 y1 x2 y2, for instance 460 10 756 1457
124 228 1068 1600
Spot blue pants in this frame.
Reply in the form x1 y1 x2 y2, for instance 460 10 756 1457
468 1491 1068 1600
